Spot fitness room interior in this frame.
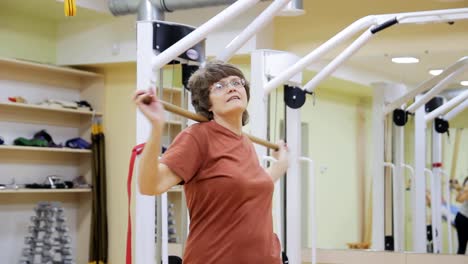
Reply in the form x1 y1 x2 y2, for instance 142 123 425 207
0 0 468 264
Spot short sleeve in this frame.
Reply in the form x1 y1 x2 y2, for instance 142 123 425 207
160 129 204 184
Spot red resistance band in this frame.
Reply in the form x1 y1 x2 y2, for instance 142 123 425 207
432 162 443 168
127 143 145 264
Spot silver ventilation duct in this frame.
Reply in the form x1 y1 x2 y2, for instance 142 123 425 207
108 0 141 16
278 0 304 16
154 0 237 12
139 0 164 20
288 0 303 10
108 0 273 17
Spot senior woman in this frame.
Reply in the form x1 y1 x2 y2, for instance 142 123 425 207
134 61 289 264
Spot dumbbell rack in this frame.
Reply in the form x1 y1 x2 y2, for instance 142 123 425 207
155 202 178 243
19 202 75 264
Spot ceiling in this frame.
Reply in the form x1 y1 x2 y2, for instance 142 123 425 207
274 0 468 92
1 0 467 92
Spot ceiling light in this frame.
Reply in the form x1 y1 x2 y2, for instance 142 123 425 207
429 69 444 76
461 81 468 86
391 57 420 64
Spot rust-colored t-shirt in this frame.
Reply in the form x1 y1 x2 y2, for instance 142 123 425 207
160 120 281 264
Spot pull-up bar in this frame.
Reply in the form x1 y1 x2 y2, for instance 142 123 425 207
405 58 468 114
384 56 468 115
142 97 279 150
445 99 468 121
425 89 468 122
263 8 468 96
150 0 286 72
216 0 291 62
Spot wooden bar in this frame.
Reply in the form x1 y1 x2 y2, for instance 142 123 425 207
156 100 279 150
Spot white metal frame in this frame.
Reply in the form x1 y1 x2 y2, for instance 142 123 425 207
380 57 467 253
411 90 467 253
385 57 468 115
300 157 317 264
425 90 468 122
135 2 468 262
430 120 443 254
441 170 453 254
262 156 283 247
426 90 468 254
444 99 468 121
136 20 158 264
259 9 468 250
263 8 468 96
250 49 304 263
135 1 299 263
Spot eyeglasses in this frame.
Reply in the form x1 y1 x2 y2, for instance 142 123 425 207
211 78 245 94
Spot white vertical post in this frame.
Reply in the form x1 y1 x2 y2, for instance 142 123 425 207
251 50 282 257
300 157 316 264
251 50 305 262
386 83 408 253
250 50 270 159
441 170 453 253
371 84 386 251
161 193 168 264
431 122 443 253
413 95 427 253
262 156 283 247
393 124 405 252
286 106 302 263
136 21 157 264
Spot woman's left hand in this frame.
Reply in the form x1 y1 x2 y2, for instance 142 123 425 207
272 140 289 170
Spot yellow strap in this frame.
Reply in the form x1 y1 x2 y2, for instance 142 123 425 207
92 123 103 135
64 0 77 17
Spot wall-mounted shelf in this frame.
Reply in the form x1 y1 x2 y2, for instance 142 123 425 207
0 57 102 79
0 188 92 194
0 102 102 116
0 145 92 154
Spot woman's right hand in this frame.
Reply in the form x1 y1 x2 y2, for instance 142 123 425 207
133 88 166 129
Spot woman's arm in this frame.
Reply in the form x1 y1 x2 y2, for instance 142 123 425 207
265 140 289 182
134 89 182 195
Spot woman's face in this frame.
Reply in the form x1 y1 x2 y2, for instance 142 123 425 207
208 75 248 120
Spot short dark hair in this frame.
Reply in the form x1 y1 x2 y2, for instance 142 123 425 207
463 176 468 187
188 61 250 126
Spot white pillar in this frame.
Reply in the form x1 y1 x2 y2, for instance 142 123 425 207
413 95 427 253
136 21 157 264
286 106 302 263
393 122 405 252
250 50 270 159
371 83 386 251
385 82 408 252
250 50 304 262
431 120 443 253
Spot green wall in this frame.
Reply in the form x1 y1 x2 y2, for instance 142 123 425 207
0 9 56 64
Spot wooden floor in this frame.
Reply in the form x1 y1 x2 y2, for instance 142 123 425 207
302 248 467 264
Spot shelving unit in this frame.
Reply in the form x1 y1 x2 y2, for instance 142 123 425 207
0 188 92 194
0 145 92 153
0 101 103 116
154 80 187 259
0 57 104 264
